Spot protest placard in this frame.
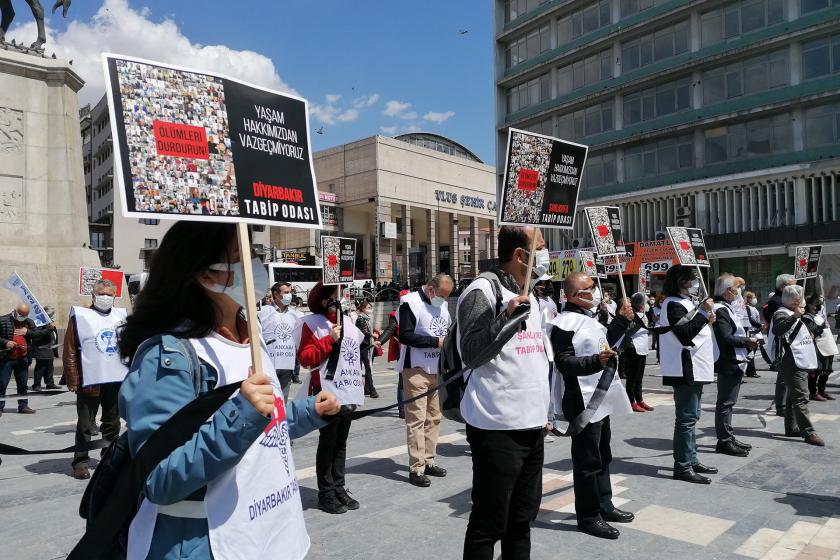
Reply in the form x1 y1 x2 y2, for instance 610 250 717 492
794 245 821 279
584 206 626 257
3 272 50 326
667 227 710 267
499 128 588 229
321 236 357 286
578 250 598 278
79 267 125 298
103 53 321 229
639 268 651 294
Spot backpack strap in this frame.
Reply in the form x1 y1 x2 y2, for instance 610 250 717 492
476 271 504 315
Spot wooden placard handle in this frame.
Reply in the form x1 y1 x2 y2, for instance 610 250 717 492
237 222 264 375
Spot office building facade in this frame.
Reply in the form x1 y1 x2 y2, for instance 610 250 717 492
496 0 840 298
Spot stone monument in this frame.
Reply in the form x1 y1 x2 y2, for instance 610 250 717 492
0 48 100 327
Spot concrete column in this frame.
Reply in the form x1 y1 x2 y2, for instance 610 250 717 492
401 204 411 285
792 107 805 152
793 178 809 224
470 216 480 277
427 208 438 278
692 70 703 109
689 11 701 52
451 213 460 281
489 219 498 259
377 201 393 283
790 42 802 86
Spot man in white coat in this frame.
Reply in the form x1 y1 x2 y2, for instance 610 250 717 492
258 282 303 401
551 272 636 539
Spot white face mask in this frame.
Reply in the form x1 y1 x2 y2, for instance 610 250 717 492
687 279 701 296
12 311 26 322
431 296 446 308
93 294 114 312
643 304 650 313
203 260 270 310
749 298 757 306
522 248 551 278
279 293 293 306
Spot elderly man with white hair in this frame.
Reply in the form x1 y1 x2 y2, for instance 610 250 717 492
768 284 824 446
764 273 797 416
712 274 759 457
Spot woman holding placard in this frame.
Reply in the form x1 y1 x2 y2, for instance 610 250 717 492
298 283 366 515
117 222 340 560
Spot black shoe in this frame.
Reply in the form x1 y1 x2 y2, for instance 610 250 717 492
318 493 348 514
369 390 379 399
674 469 711 484
292 377 301 384
602 508 634 523
578 520 620 539
785 430 803 438
398 410 405 419
45 384 59 390
732 438 752 451
425 464 447 477
409 473 431 487
745 372 760 378
716 440 749 457
775 410 785 417
31 385 42 391
692 463 719 474
335 488 360 510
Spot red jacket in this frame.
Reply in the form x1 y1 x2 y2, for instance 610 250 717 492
297 321 334 395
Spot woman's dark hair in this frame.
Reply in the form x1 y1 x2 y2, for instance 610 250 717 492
118 222 236 361
662 265 695 297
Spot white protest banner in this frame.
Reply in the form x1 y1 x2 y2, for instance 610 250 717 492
79 267 125 298
3 272 50 326
321 236 357 286
499 128 588 229
103 53 322 229
794 245 821 279
578 250 598 278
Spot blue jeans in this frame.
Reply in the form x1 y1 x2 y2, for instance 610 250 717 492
673 384 703 474
0 358 30 411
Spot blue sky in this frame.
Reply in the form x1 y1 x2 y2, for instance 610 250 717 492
12 0 497 163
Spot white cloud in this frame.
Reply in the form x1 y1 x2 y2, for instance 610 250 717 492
352 93 380 108
310 95 362 125
7 0 295 106
325 93 342 104
423 110 455 124
383 100 412 117
336 108 359 123
380 125 398 135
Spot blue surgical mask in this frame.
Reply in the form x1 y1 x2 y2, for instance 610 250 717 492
204 260 269 309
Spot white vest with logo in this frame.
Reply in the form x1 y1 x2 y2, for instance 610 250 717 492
71 306 129 386
630 313 649 356
659 297 714 382
457 278 550 430
258 306 302 370
397 290 451 374
301 314 365 406
768 308 818 370
551 311 632 423
128 332 309 560
712 302 749 372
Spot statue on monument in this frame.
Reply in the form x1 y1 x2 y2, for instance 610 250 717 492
0 0 71 50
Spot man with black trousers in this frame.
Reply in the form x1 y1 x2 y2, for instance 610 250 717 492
711 274 758 457
458 226 551 560
764 274 796 416
551 272 636 539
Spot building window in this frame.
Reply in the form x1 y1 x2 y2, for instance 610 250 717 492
703 50 789 105
621 20 689 73
507 73 552 113
90 232 106 249
506 24 552 68
623 77 691 125
144 238 158 249
801 35 840 81
557 1 611 46
557 101 614 140
523 118 554 136
582 152 617 188
620 0 666 20
801 0 839 14
625 135 694 180
700 0 785 47
557 48 613 95
139 218 160 225
505 0 551 22
804 102 840 147
704 114 792 164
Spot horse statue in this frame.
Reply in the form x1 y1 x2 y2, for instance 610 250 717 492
0 0 72 51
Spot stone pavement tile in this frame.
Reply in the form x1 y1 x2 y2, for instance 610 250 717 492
812 519 840 551
628 504 736 546
541 477 571 494
540 492 576 512
735 528 785 558
796 544 837 560
763 521 824 560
